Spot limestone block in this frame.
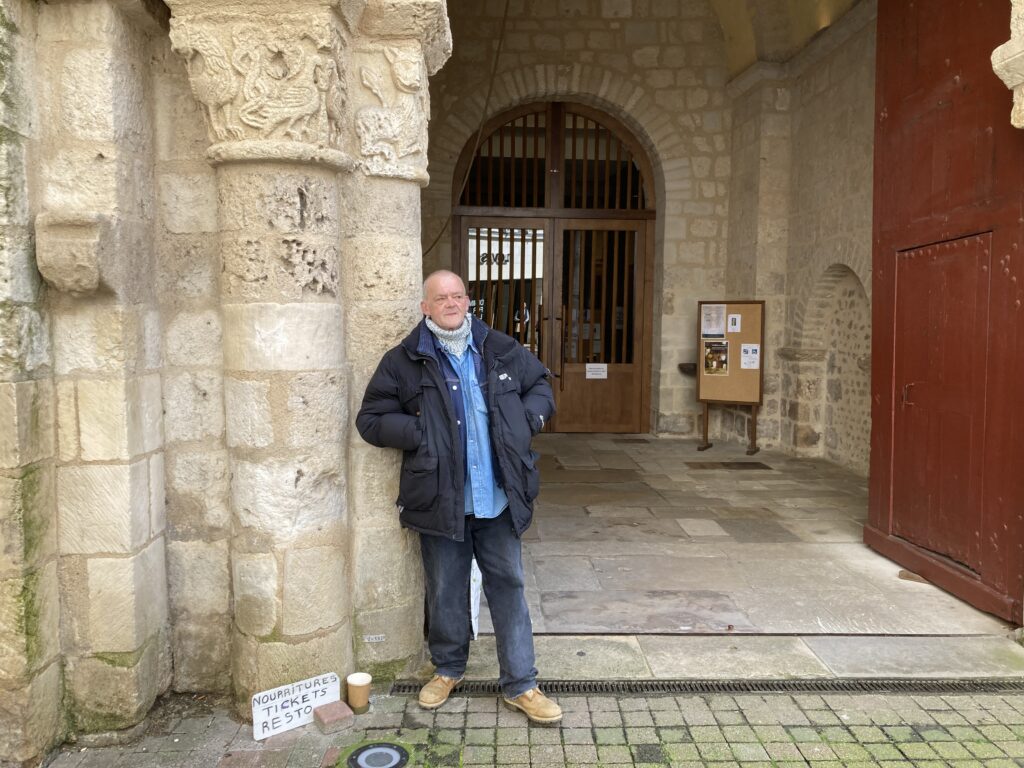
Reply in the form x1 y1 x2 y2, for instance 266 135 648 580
157 235 218 301
233 553 279 637
0 230 42 303
149 453 166 537
65 631 168 733
0 380 55 470
131 373 164 455
56 380 78 462
153 72 208 163
354 601 424 672
338 176 422 239
283 546 347 636
52 303 138 375
339 236 421 303
167 539 229 618
42 148 117 213
0 465 56 576
142 310 162 370
352 527 419 609
166 449 230 536
0 661 63 764
287 372 344 448
159 173 218 234
343 301 418 368
0 304 50 380
86 540 168 653
77 378 130 461
171 619 231 693
164 309 221 367
232 624 352 706
162 371 224 443
601 0 632 15
60 49 116 141
217 168 339 236
57 462 149 555
224 378 272 449
232 454 344 544
222 303 344 372
346 444 400 525
0 141 30 229
0 562 60 681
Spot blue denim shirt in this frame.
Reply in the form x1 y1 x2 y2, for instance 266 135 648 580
443 337 508 519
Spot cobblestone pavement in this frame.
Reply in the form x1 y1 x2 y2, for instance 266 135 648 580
49 690 1024 767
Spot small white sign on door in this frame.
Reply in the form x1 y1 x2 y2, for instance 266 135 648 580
585 363 608 379
252 673 341 740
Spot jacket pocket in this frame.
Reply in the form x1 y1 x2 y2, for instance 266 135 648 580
399 454 439 511
520 449 540 502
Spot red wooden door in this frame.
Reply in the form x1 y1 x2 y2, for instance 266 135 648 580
867 0 1024 622
891 236 990 571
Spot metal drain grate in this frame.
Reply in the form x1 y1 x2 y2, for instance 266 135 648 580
391 678 1024 696
685 461 773 470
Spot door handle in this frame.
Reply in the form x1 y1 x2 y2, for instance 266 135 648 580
901 381 920 406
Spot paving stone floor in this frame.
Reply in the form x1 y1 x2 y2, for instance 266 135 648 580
483 434 1012 636
48 689 1024 767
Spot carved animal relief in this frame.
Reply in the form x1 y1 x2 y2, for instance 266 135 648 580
356 46 428 180
169 20 347 147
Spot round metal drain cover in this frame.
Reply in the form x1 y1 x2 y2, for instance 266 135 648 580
347 743 409 768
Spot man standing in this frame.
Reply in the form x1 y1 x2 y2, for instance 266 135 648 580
356 270 561 724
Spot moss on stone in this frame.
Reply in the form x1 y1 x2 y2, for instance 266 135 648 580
19 464 49 564
92 647 146 669
364 658 409 686
19 568 41 664
70 705 139 735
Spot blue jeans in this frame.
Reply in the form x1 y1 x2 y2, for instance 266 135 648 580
419 511 538 699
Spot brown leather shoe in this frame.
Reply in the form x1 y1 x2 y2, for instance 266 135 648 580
418 674 463 710
503 687 563 724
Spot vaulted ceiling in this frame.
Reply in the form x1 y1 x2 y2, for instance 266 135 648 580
709 0 861 76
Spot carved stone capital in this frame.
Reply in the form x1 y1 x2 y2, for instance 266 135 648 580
360 0 452 75
166 5 355 165
350 41 432 184
992 0 1024 128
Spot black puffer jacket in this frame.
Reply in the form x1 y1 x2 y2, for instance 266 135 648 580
356 318 555 540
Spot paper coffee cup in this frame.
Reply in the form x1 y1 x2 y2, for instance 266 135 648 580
346 672 372 714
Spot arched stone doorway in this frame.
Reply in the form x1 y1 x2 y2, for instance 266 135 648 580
451 102 656 433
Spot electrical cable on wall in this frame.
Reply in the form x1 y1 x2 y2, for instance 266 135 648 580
423 0 512 260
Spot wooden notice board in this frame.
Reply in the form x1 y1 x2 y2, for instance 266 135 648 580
696 300 765 405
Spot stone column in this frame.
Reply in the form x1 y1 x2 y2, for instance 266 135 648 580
34 0 171 738
992 1 1024 127
343 1 450 680
0 0 63 760
166 0 361 711
724 64 791 448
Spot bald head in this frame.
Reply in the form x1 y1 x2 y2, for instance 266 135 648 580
421 270 470 330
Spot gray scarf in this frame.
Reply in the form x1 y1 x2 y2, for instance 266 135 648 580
426 314 472 358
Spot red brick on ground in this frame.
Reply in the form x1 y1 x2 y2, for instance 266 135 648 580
314 700 354 734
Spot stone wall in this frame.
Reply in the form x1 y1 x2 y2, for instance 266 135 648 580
717 0 874 464
151 29 231 693
780 2 875 473
36 0 173 735
0 0 65 760
424 0 733 435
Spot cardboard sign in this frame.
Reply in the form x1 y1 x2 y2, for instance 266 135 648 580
251 672 340 740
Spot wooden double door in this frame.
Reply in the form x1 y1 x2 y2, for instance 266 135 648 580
452 102 656 433
460 217 652 433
